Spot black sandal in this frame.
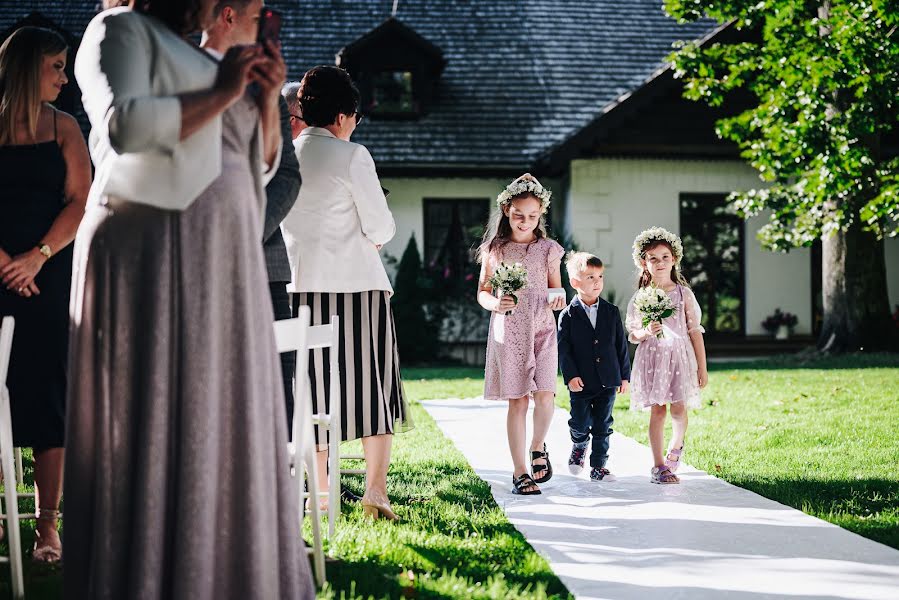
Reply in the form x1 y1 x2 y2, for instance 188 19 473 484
531 443 553 483
511 473 542 495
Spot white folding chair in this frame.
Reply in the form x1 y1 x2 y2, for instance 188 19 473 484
273 308 325 585
0 317 25 599
295 312 368 529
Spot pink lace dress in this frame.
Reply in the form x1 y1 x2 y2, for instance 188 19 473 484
626 284 704 410
483 237 565 400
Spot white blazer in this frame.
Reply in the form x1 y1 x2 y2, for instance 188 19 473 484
75 8 275 211
281 128 396 295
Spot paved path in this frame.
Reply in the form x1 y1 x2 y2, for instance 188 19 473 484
421 398 899 600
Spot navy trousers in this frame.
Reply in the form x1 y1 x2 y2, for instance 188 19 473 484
568 386 616 468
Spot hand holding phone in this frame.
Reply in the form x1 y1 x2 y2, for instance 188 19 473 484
257 8 282 55
251 8 286 106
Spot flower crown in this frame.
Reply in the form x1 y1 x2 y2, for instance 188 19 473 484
632 226 683 269
496 179 552 213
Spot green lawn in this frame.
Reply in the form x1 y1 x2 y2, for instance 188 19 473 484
317 400 571 600
591 353 899 550
4 353 896 599
0 386 571 600
406 354 899 551
407 355 899 548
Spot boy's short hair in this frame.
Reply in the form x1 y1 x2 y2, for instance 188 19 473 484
565 251 604 277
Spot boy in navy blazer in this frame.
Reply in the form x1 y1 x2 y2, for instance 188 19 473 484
557 252 631 481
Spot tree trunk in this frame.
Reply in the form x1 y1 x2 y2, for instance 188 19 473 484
815 1 896 352
818 219 897 352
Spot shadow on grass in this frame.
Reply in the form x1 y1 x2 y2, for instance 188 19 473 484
404 541 570 598
402 367 485 381
405 354 899 379
0 528 63 600
689 352 898 371
729 477 899 550
324 555 412 600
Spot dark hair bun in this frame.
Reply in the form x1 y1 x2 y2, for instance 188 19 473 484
297 66 361 128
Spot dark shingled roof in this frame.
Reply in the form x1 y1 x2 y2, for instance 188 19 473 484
1 0 717 171
271 0 715 171
0 1 99 35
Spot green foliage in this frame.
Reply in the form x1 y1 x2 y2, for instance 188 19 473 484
665 0 899 250
392 234 439 364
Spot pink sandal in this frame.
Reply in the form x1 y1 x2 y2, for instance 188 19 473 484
651 465 680 484
665 443 684 473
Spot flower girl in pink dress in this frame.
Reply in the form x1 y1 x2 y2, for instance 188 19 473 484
625 227 708 484
477 174 566 495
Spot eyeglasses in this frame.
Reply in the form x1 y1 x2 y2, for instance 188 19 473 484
352 110 364 124
289 114 304 122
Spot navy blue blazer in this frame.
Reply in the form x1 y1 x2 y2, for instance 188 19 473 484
557 296 631 392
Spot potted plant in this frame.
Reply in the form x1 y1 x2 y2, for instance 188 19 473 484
762 308 798 340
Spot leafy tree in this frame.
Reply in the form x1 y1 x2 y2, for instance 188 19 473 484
665 0 899 351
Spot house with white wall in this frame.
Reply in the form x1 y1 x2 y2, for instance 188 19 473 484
4 0 896 361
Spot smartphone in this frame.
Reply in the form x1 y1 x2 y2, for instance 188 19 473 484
257 7 282 52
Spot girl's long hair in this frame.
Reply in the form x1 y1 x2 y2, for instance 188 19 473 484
635 240 690 289
0 27 67 146
476 193 548 264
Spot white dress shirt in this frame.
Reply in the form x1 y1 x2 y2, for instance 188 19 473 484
575 295 599 328
281 127 396 294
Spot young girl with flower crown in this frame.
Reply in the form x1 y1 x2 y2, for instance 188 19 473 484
477 174 566 495
625 227 708 484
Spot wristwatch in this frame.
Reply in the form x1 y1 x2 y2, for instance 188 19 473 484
37 243 52 259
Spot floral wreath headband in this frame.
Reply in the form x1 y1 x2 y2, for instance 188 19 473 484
632 226 683 269
496 179 552 214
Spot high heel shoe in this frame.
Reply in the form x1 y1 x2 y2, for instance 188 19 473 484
360 494 398 521
304 497 329 513
32 508 63 564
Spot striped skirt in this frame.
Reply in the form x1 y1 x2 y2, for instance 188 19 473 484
293 291 412 446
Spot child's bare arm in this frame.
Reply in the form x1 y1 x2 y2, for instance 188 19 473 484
547 256 565 310
689 330 708 388
684 288 708 388
477 259 514 313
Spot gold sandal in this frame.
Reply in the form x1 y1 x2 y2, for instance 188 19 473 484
33 508 63 564
360 493 398 521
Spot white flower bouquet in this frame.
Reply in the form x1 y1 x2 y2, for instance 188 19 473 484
633 283 678 339
488 262 528 315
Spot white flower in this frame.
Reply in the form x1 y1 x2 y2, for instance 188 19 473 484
633 283 678 339
488 262 528 295
632 226 684 268
496 179 552 213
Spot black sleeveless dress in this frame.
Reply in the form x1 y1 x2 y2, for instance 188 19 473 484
0 115 70 450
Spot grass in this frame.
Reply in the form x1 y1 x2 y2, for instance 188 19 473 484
5 352 896 598
0 448 63 599
316 399 571 599
548 352 899 550
0 388 571 600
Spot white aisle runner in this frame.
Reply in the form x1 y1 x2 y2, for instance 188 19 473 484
421 398 899 600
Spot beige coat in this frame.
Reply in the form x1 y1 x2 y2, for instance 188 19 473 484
75 7 277 211
281 127 395 294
